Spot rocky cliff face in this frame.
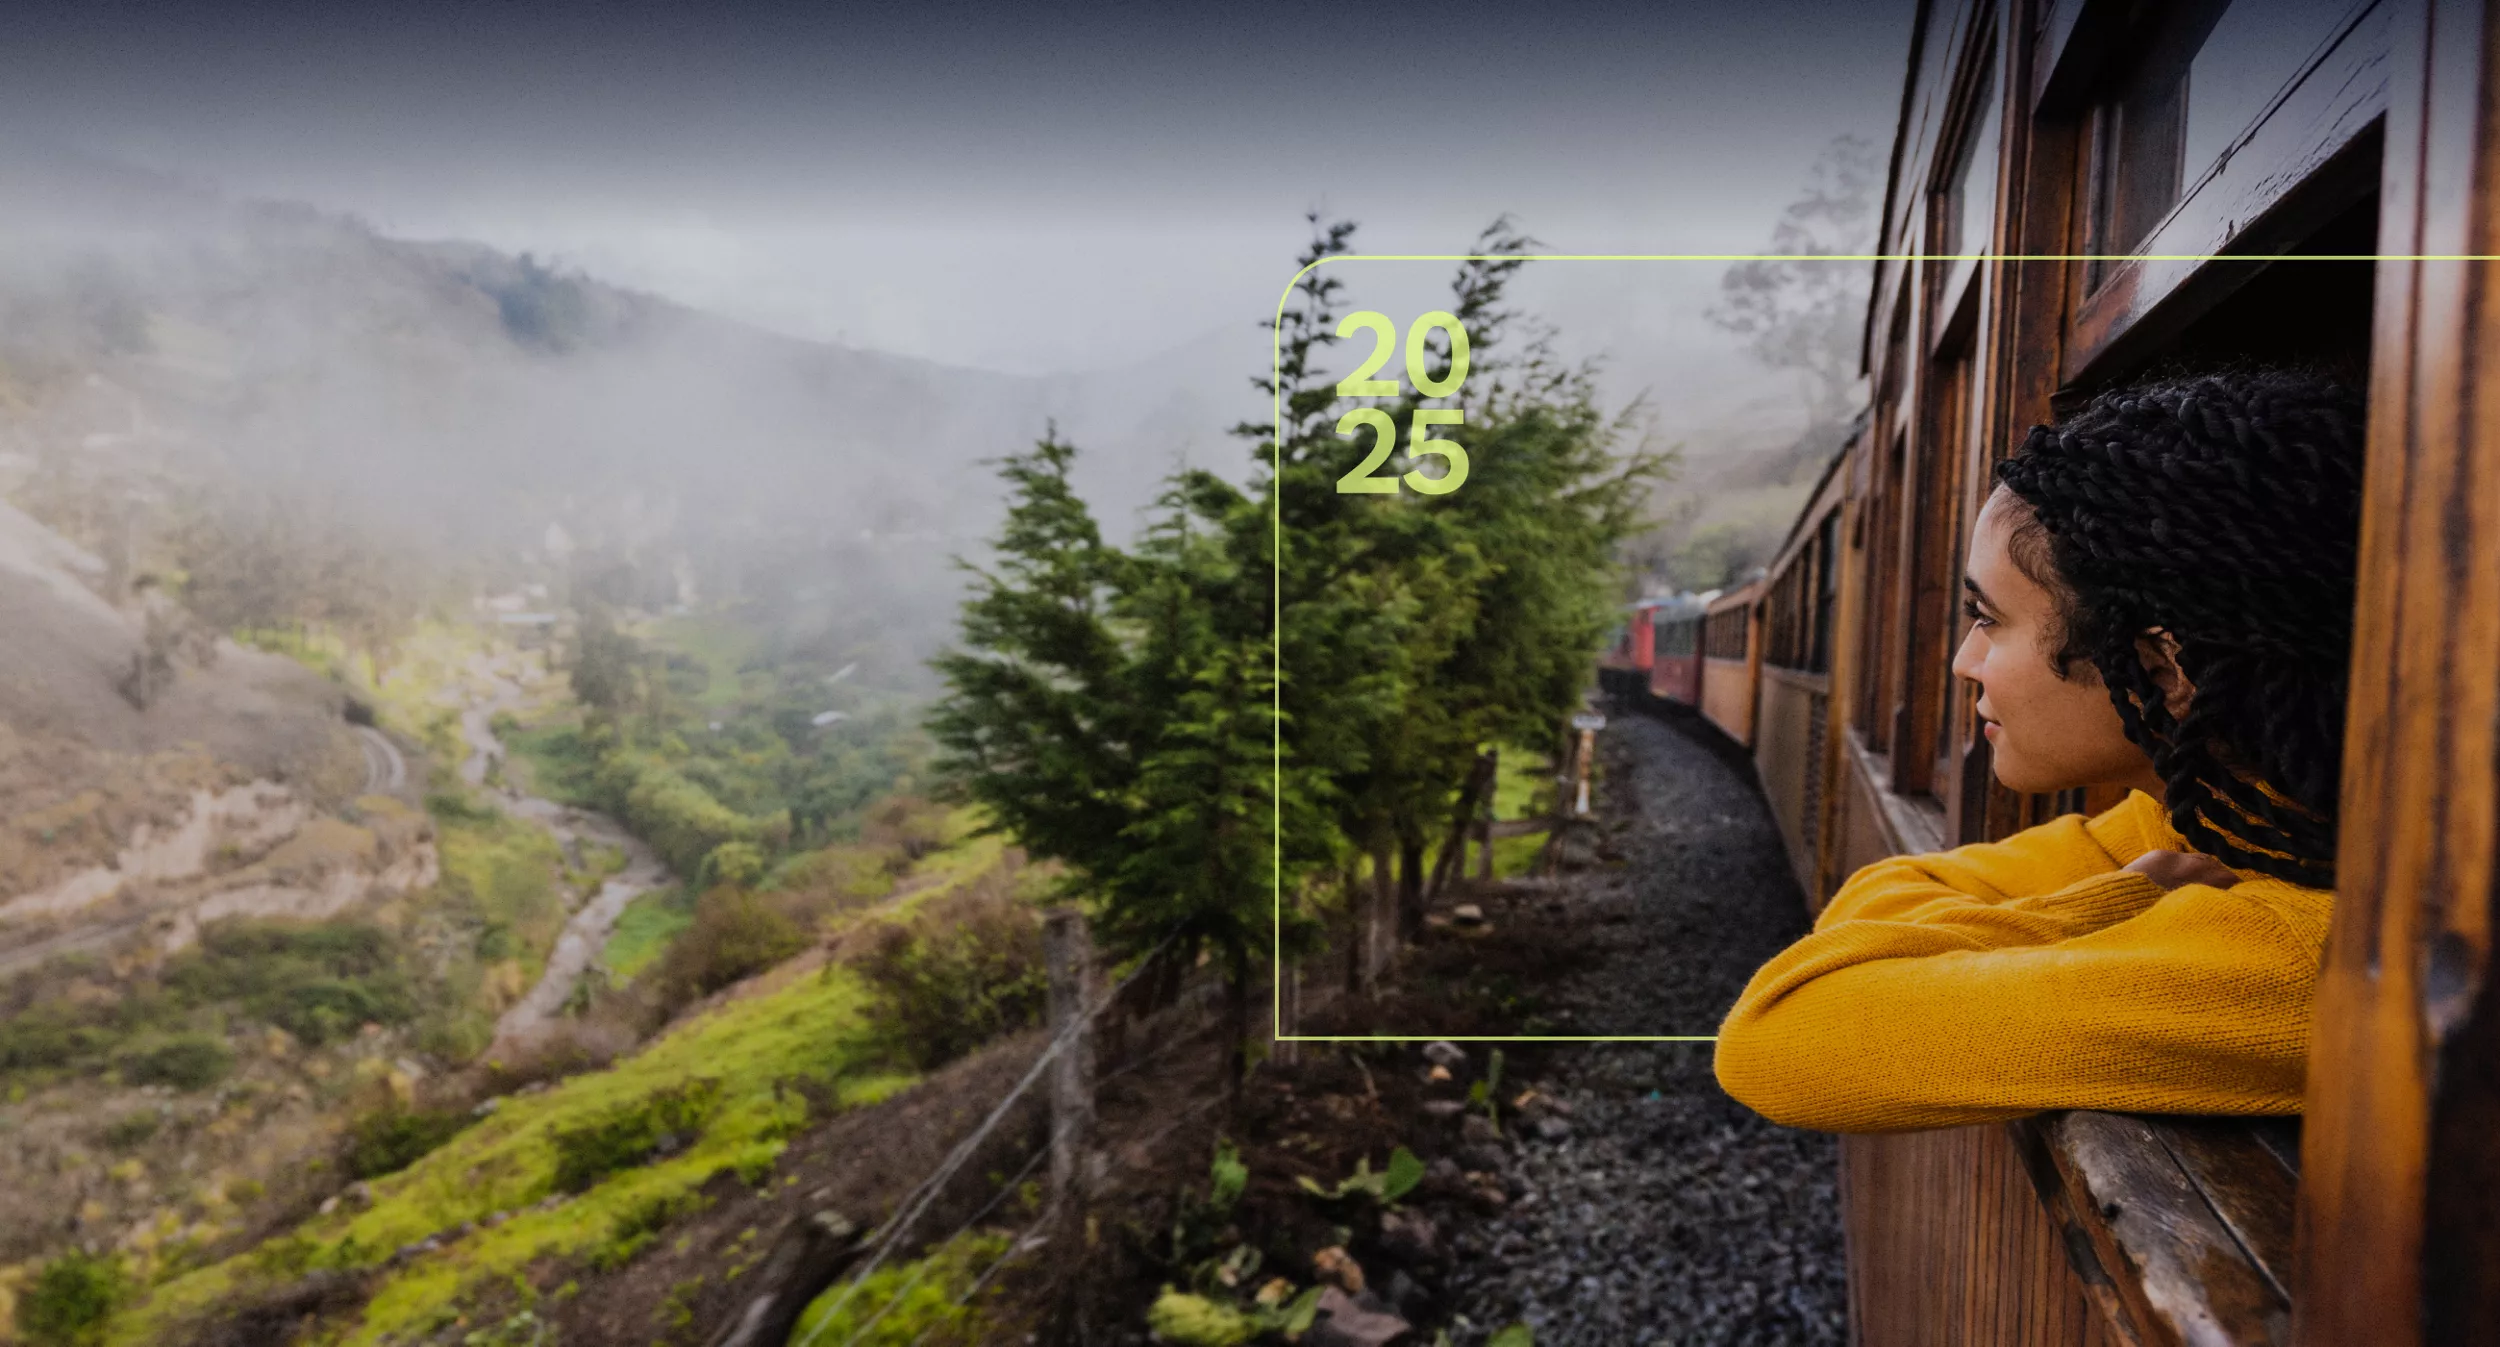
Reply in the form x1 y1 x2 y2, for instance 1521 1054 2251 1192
0 495 428 977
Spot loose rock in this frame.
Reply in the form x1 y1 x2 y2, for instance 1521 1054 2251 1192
1438 709 1846 1345
1305 1286 1413 1347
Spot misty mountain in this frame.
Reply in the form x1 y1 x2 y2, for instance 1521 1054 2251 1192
0 149 1272 671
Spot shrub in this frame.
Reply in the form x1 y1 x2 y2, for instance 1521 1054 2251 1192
590 1189 708 1271
860 796 952 866
855 885 1047 1071
764 845 894 910
414 1005 496 1064
700 840 767 889
649 888 807 1011
0 1010 94 1074
100 1111 163 1150
345 1104 471 1179
786 1231 1006 1347
425 791 501 825
549 1078 722 1193
17 1250 127 1346
164 920 418 1045
595 752 756 876
118 1035 234 1091
482 1016 641 1094
270 976 417 1045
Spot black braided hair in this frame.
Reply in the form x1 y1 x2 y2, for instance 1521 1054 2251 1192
1993 367 2366 888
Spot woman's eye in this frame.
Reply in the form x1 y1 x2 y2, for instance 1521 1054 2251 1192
1961 598 1995 628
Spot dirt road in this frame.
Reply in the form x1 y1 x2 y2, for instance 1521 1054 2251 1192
454 655 673 1044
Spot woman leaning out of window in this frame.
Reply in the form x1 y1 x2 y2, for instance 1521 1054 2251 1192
1714 368 2363 1133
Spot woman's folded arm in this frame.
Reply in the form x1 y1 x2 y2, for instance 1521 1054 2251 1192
1813 805 2146 927
1712 877 2320 1132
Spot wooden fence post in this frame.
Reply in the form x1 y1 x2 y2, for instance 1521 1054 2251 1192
1361 843 1393 994
1476 747 1499 880
1275 961 1301 1067
1425 751 1499 906
1043 908 1097 1203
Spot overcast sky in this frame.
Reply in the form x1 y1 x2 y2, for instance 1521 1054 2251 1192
0 0 1914 378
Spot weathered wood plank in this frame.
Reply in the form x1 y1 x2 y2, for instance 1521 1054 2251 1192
2044 1112 2292 1346
1844 1122 2157 1345
2149 1118 2299 1305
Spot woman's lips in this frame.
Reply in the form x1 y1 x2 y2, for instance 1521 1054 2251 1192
1982 720 2001 741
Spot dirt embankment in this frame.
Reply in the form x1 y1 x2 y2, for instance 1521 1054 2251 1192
1020 705 1850 1346
161 706 1842 1347
0 495 432 977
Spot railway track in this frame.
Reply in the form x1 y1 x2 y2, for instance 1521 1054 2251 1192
1441 706 1847 1345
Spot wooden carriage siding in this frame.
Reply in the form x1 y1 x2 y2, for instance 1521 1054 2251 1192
1699 581 1764 747
1648 603 1706 707
1595 0 2497 1340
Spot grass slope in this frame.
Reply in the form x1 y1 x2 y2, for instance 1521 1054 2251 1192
114 960 913 1345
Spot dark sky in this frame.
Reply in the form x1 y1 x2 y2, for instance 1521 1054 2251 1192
1 0 1915 376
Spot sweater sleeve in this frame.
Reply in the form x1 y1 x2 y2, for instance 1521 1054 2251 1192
1713 869 2322 1133
1810 806 2140 927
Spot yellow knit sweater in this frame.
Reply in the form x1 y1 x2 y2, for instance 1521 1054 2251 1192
1712 790 2334 1133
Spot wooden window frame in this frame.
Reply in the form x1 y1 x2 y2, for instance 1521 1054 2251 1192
2059 0 2391 386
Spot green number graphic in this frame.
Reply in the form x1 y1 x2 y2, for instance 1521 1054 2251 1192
1335 312 1400 397
1333 407 1401 494
1329 313 1472 495
1406 310 1470 398
1404 409 1468 495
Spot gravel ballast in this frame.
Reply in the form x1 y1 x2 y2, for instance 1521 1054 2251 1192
1440 705 1850 1346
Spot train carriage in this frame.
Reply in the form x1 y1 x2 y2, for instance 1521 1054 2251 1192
1596 597 1669 697
1645 595 1709 708
1747 443 1849 899
1698 579 1765 746
1628 0 2500 1341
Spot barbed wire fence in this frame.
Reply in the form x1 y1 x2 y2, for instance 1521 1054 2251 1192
791 922 1184 1347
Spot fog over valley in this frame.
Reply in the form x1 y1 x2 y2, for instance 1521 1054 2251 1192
0 5 1911 1339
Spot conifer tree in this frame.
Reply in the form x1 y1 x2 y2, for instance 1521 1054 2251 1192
931 218 1665 1084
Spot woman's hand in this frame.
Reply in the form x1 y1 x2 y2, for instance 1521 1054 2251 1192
2125 849 2241 890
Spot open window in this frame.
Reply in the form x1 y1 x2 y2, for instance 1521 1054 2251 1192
2080 0 2367 289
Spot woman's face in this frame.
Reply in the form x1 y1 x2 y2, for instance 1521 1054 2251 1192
1951 487 2166 798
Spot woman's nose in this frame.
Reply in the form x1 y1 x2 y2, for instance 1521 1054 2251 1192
1950 626 1986 684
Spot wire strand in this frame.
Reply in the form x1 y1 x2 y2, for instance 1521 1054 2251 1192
831 1141 1051 1347
791 930 1177 1347
900 1203 1059 1347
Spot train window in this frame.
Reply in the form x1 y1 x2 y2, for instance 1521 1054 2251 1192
2085 0 2363 287
1810 514 1837 674
2083 10 2207 275
2180 0 2361 189
1857 427 1906 756
1707 608 1749 661
1939 38 2000 263
1899 346 1972 803
1654 617 1697 660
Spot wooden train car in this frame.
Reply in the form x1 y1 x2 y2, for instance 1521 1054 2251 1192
1698 580 1764 745
1748 445 1848 897
1627 0 2498 1341
1644 594 1709 708
1594 597 1668 698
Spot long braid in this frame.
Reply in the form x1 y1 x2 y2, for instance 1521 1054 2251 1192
1995 369 2365 887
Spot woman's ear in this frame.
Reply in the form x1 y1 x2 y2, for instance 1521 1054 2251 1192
2136 628 2196 719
